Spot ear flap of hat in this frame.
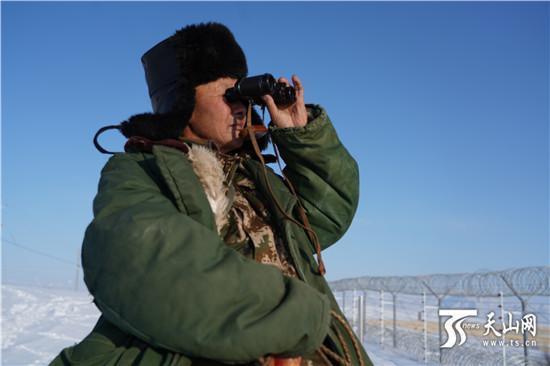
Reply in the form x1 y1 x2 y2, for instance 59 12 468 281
119 112 190 141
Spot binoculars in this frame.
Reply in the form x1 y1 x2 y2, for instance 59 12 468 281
224 73 296 107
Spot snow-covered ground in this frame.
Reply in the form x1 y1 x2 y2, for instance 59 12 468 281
1 284 423 365
2 285 100 365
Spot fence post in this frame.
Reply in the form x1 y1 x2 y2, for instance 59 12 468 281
380 290 384 347
423 291 428 364
342 291 346 317
519 298 528 366
500 274 529 366
392 292 397 348
437 297 442 364
358 293 364 344
498 292 506 366
421 280 443 364
351 289 359 332
363 290 367 341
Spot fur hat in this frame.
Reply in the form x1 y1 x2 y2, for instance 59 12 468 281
142 22 248 115
121 22 249 141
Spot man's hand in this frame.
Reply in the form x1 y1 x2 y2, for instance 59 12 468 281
262 75 307 128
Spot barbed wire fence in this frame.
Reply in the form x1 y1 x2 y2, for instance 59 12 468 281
330 266 550 366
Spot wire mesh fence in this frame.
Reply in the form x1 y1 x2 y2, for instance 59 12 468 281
330 266 550 366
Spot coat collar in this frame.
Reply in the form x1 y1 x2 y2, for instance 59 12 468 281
151 144 217 231
127 136 295 233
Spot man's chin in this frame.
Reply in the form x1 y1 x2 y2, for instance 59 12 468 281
220 138 244 154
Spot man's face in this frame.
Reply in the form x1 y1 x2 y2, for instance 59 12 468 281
182 77 246 153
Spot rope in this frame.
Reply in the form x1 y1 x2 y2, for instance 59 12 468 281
319 345 345 365
330 311 366 366
316 349 335 366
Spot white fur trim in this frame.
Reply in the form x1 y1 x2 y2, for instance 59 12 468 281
187 145 232 233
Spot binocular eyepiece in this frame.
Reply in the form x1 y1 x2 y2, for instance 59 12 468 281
224 73 296 107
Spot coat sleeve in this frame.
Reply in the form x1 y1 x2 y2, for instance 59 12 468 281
269 105 360 251
82 153 331 363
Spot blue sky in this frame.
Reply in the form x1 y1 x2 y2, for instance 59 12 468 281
2 1 548 287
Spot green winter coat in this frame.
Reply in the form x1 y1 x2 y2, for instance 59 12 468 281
50 106 372 366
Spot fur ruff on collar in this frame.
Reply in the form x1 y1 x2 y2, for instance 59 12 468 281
186 144 234 234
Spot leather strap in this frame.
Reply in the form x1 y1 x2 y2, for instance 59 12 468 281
244 103 326 276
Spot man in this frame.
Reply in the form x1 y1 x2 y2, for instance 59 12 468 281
51 22 372 366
